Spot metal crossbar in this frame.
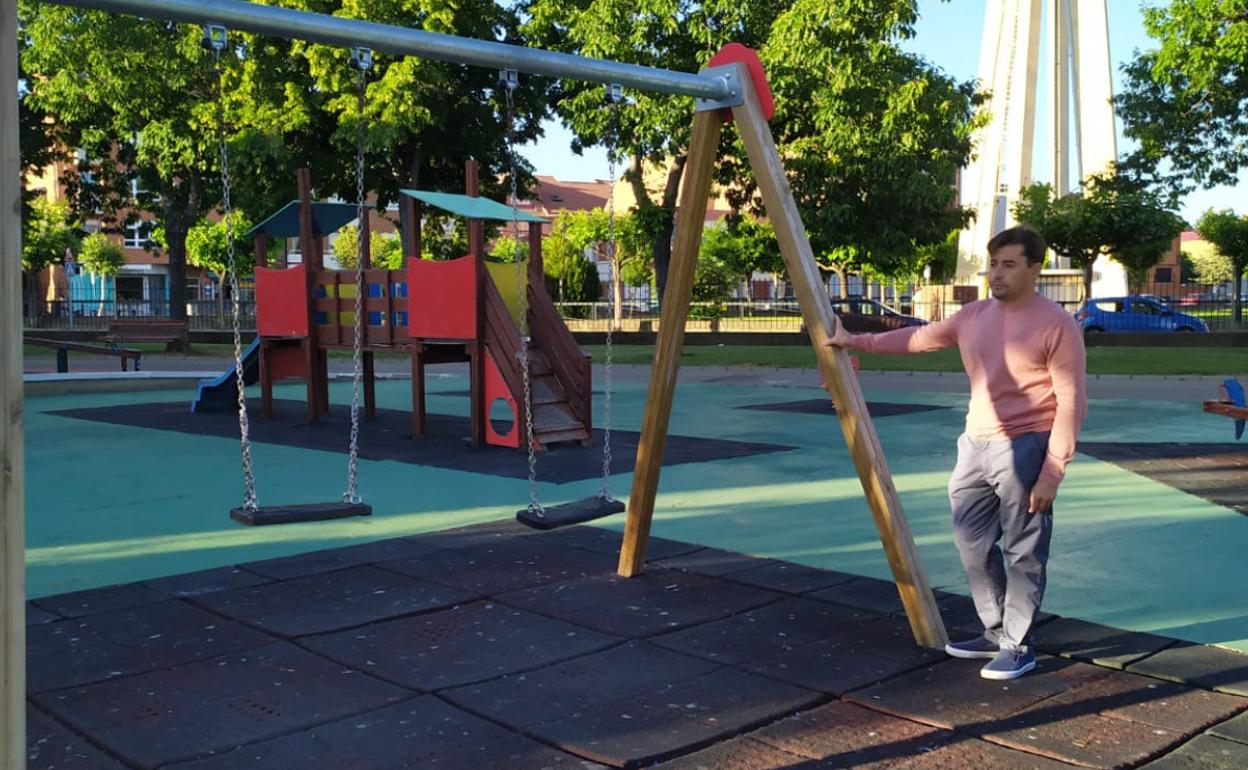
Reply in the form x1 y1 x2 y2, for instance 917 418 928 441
43 0 738 102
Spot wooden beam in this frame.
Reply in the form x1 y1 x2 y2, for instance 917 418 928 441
617 108 724 577
2 0 27 765
729 63 947 649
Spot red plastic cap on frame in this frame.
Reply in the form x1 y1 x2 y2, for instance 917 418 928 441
706 43 774 122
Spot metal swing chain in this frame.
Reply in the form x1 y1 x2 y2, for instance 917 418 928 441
206 24 259 512
600 84 623 502
501 70 543 517
343 47 372 505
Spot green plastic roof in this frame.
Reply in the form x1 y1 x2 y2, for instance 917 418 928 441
245 201 361 238
400 189 547 223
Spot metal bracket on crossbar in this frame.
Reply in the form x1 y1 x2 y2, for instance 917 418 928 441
605 83 623 104
202 24 228 53
350 46 373 72
499 68 519 91
693 65 744 112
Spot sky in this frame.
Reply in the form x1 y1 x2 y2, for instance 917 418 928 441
518 0 1241 225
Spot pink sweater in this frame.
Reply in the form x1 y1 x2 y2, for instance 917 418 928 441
851 294 1087 485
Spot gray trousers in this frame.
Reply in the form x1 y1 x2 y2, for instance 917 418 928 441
948 431 1053 653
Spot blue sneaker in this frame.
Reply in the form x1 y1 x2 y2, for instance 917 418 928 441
944 635 999 659
980 648 1036 680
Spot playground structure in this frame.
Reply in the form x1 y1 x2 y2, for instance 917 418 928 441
3 2 954 765
243 164 592 451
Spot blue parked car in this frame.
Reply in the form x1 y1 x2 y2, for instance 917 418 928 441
1074 295 1208 333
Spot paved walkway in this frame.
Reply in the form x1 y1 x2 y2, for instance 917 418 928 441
26 521 1248 769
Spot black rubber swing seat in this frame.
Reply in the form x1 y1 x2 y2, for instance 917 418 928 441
230 501 373 526
516 496 626 530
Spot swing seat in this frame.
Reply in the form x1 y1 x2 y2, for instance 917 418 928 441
516 496 626 530
231 501 373 526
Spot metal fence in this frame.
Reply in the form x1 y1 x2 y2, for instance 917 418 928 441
25 299 257 332
23 283 1248 335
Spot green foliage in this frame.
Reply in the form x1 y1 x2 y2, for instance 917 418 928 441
1183 240 1231 284
284 0 547 211
733 0 982 279
22 197 82 273
334 223 405 270
1196 208 1248 320
690 251 736 318
78 233 124 277
524 0 979 290
182 213 255 280
1118 0 1248 196
489 235 527 264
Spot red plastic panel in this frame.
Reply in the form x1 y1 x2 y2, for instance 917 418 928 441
407 256 477 340
483 348 519 448
268 342 307 381
256 264 309 338
708 43 774 122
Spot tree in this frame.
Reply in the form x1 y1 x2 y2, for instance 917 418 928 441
1196 209 1248 324
78 233 124 316
541 233 600 305
524 0 789 304
489 235 527 264
333 223 405 270
181 214 254 324
1183 239 1231 284
22 197 82 321
1117 0 1248 197
1014 173 1183 299
705 216 783 301
547 209 651 328
287 0 548 255
21 4 244 321
724 0 980 285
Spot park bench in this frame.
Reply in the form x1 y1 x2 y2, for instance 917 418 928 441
26 337 142 372
99 318 190 352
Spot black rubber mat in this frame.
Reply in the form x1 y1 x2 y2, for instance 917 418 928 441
52 400 796 483
1078 442 1248 516
738 399 949 417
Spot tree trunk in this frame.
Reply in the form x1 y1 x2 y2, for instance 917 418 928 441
398 151 421 257
1081 261 1094 302
216 270 226 327
165 225 189 320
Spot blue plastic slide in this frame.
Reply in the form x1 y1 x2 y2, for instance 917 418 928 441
190 337 262 413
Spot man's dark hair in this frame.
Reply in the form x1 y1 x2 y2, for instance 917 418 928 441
987 226 1046 265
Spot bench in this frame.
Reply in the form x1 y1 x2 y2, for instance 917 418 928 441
100 319 190 352
26 337 143 372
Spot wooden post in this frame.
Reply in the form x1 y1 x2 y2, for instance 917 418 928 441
528 221 543 285
2 0 27 765
466 159 484 447
617 108 724 577
254 232 269 269
297 169 320 421
729 64 947 648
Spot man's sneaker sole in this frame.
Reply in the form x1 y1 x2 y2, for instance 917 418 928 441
944 643 998 660
979 658 1036 680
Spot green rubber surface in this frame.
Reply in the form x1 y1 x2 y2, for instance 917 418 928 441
26 374 1248 653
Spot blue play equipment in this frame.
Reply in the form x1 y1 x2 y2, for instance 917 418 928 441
190 337 261 413
1221 378 1246 440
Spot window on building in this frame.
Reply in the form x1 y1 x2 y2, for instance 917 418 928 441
124 221 153 249
130 178 148 200
1153 267 1173 283
115 275 144 302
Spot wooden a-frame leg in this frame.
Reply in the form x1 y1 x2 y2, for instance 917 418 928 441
617 108 724 578
729 63 947 649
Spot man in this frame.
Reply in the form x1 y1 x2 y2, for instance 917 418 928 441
824 226 1086 680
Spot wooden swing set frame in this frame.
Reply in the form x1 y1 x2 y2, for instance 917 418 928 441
2 3 949 766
